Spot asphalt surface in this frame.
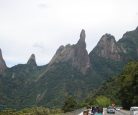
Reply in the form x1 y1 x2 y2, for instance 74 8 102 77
78 108 130 115
103 108 130 115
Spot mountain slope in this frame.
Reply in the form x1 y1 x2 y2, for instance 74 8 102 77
118 27 138 61
89 27 138 81
0 49 7 74
0 59 47 108
93 61 138 109
89 34 124 81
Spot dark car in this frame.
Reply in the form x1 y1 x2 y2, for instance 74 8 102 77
91 107 103 115
107 106 115 114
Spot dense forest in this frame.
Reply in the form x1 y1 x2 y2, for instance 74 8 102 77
86 61 138 109
0 61 137 114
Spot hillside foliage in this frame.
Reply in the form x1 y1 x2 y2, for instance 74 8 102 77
88 61 138 109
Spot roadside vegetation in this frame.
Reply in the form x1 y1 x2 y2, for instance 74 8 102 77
0 107 63 115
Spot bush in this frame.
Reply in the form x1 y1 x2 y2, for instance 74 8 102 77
62 96 78 112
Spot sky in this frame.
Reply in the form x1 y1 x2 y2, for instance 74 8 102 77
0 0 138 67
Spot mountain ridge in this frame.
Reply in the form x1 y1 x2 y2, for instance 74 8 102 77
0 26 137 109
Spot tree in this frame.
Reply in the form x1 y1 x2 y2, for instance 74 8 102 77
62 96 77 112
94 96 111 107
119 62 138 109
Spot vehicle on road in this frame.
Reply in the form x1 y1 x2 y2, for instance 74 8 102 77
107 106 115 114
91 106 103 115
130 107 138 115
115 107 121 111
82 106 103 115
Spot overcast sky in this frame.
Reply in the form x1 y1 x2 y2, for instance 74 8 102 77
0 0 138 67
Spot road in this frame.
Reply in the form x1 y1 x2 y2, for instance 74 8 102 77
78 108 130 115
103 108 130 115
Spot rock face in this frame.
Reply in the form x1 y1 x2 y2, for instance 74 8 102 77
118 27 138 60
91 34 122 61
0 49 7 74
27 54 37 66
49 29 91 74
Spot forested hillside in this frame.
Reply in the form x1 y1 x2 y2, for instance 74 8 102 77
91 61 138 109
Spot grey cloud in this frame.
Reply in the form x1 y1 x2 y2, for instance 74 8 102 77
33 42 47 52
37 3 48 8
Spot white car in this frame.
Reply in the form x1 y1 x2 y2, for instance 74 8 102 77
115 107 121 111
130 107 138 115
107 106 115 114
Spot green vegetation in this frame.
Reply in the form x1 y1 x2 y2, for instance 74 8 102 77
0 62 94 108
90 61 138 109
0 64 47 108
118 28 138 60
89 54 124 81
94 96 111 107
62 96 78 112
85 95 111 108
119 62 138 109
0 107 63 115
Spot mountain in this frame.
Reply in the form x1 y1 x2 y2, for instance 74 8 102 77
27 54 37 66
0 49 7 74
91 34 122 61
0 27 138 109
89 27 138 81
30 30 92 107
89 34 123 81
0 54 47 108
0 30 93 108
118 26 138 61
48 29 91 74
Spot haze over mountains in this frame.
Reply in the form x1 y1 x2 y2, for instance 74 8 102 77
0 27 138 108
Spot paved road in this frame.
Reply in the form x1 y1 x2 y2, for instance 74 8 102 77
63 108 85 115
78 108 130 115
103 108 130 115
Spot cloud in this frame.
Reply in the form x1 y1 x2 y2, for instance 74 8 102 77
37 3 48 9
33 42 47 52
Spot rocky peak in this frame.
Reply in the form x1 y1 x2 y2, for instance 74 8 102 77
117 26 138 60
100 33 115 41
91 33 122 61
121 26 138 39
27 54 37 66
135 26 138 31
48 29 91 74
0 48 7 74
0 49 2 58
77 29 86 48
97 34 117 51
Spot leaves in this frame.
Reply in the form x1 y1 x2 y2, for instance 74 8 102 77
62 96 78 112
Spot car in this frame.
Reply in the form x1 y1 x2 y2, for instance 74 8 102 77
115 107 121 111
91 107 103 115
130 107 138 115
107 106 115 114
